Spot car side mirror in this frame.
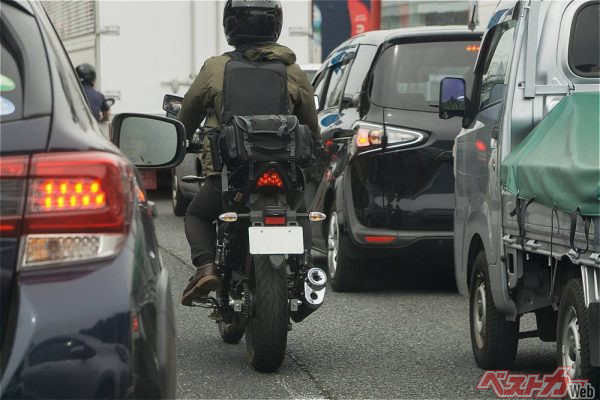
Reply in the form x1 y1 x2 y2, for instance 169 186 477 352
69 345 96 360
163 94 183 116
439 77 467 120
111 113 186 169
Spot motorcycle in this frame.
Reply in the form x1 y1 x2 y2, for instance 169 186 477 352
163 95 327 372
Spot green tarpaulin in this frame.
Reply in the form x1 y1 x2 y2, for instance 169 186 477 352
501 92 600 217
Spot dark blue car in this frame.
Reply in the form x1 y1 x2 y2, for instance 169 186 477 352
0 1 184 398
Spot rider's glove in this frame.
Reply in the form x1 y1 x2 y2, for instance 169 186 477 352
187 129 203 153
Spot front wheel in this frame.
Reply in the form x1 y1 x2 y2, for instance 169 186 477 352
469 251 519 369
245 255 288 372
557 278 600 397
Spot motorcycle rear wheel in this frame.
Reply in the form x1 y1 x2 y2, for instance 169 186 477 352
245 255 288 372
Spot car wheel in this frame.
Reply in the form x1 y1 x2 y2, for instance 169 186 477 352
469 251 519 369
557 278 600 396
172 172 190 216
327 207 365 292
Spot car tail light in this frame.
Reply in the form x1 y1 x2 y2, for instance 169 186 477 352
256 170 283 188
0 155 29 237
3 151 135 269
364 235 396 244
353 123 425 150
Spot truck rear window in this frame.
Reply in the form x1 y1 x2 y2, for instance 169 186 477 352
0 42 23 122
569 1 600 77
370 40 479 112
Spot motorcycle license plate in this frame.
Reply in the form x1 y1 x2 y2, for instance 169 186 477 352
248 226 304 255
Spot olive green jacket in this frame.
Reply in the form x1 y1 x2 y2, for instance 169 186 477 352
178 43 320 175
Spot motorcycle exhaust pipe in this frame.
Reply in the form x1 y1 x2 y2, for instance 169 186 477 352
290 267 327 323
304 267 327 306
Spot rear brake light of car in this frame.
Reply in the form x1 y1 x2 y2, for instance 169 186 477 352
354 123 425 149
15 152 134 269
0 155 30 237
256 170 283 188
364 235 396 244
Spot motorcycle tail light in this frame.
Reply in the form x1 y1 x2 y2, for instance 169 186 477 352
264 216 286 225
256 170 283 188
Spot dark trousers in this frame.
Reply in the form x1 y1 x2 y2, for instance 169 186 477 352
185 176 312 269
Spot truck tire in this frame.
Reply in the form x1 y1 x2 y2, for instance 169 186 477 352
557 278 600 398
327 208 365 292
172 173 190 216
245 255 288 372
469 251 519 369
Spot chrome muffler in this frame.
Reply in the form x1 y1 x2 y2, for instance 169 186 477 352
304 267 327 306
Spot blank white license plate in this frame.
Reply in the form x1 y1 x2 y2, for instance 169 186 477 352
248 226 304 255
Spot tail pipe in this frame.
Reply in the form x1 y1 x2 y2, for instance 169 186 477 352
304 267 327 306
291 267 327 323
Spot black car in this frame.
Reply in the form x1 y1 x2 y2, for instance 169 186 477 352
0 1 184 398
306 27 482 291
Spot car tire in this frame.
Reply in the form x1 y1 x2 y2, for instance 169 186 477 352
245 255 288 372
172 172 190 216
327 207 365 292
469 251 519 369
556 278 600 397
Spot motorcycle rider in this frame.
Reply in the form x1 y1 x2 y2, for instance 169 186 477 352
179 0 320 306
76 63 111 122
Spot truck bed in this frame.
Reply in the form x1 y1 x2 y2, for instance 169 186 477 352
502 192 600 268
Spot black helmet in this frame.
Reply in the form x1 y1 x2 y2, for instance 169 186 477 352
76 63 96 85
223 0 283 47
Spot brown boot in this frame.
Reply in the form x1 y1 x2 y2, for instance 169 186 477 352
181 263 220 306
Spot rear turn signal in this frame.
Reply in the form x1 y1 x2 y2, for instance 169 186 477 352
256 170 283 188
19 152 134 268
308 212 326 222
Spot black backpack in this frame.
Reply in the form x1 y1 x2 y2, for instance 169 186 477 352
209 50 313 174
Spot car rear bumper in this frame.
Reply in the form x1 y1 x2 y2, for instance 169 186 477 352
341 171 453 258
1 237 136 399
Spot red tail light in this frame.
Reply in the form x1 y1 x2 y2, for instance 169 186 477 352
25 152 132 234
0 155 30 237
0 151 134 268
256 170 283 188
364 235 396 244
264 216 286 225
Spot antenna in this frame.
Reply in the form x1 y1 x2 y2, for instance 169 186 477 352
468 2 478 31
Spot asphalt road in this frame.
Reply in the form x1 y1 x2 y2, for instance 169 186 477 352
150 193 557 399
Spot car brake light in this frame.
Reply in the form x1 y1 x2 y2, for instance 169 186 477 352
0 155 29 237
19 151 134 268
264 216 286 225
364 235 395 244
256 170 283 188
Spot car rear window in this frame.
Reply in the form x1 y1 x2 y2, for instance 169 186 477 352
370 40 480 112
0 42 23 122
569 1 599 77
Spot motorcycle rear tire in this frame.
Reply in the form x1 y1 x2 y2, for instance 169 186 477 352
245 255 288 372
